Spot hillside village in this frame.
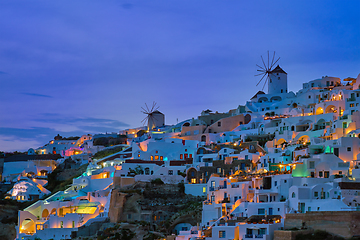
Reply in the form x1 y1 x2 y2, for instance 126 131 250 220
2 66 360 240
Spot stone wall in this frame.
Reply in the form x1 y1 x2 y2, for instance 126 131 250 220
274 229 312 240
109 189 127 223
113 176 135 188
284 211 360 239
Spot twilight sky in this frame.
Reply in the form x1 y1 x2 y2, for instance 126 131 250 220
1 0 360 151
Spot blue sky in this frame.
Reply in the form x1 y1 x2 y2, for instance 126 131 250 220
1 0 360 151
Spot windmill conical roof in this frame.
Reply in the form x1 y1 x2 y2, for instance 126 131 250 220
270 65 287 74
152 110 163 114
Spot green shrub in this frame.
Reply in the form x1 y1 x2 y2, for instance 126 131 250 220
151 178 164 185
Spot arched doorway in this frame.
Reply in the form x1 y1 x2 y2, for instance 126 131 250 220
20 218 35 234
298 135 310 144
244 114 251 124
276 138 286 147
316 107 324 115
315 119 326 130
42 209 49 218
186 168 198 184
325 105 337 114
201 135 206 142
50 208 57 216
182 122 190 127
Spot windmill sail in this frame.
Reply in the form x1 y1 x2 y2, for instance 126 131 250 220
255 51 280 91
141 102 164 131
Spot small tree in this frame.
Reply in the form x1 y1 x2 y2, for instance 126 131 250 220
178 182 185 194
151 178 164 185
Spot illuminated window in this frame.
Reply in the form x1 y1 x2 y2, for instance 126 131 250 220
191 178 196 184
189 154 192 158
180 154 183 159
155 155 159 160
150 156 154 161
203 187 206 193
219 231 226 238
137 154 140 158
72 221 75 228
60 221 63 228
184 154 188 159
160 156 163 160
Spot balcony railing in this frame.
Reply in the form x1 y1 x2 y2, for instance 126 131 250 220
244 234 265 239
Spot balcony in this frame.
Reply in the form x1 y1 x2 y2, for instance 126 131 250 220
244 234 266 239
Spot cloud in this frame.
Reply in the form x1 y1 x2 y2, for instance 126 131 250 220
0 127 82 151
35 115 130 128
0 136 41 152
77 125 125 133
21 92 53 98
0 118 130 151
0 127 65 139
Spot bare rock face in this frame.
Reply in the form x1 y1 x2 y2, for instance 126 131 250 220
0 205 18 240
109 181 205 237
0 223 16 240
